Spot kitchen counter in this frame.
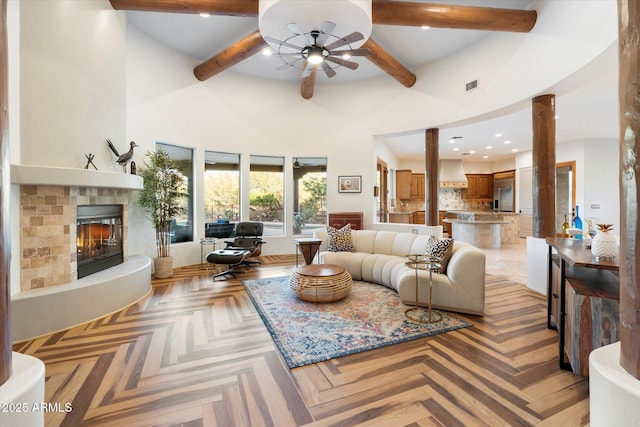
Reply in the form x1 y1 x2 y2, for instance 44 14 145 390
445 211 520 246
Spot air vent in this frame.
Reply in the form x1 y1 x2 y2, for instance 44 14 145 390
466 80 478 92
462 152 472 156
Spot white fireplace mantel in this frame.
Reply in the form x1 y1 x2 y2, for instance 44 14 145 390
10 164 143 190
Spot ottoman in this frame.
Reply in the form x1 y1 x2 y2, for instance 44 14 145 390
289 264 353 302
206 249 250 280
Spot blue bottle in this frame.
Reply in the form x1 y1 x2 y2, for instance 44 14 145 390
573 205 583 239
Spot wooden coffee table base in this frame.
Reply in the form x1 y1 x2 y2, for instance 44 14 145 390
289 264 353 303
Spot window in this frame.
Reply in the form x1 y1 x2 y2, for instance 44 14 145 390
157 142 193 243
204 151 241 224
293 157 327 235
250 155 284 236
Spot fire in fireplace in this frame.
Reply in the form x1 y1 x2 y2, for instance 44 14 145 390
77 205 124 279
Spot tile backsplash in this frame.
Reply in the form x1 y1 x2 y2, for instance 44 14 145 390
391 188 493 212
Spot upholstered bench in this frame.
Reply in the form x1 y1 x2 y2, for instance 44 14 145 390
206 249 250 280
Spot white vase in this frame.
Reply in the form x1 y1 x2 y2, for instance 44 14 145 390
591 230 617 260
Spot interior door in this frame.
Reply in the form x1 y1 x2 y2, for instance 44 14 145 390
519 167 533 237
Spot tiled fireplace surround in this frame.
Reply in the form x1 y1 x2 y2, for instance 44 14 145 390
20 185 129 291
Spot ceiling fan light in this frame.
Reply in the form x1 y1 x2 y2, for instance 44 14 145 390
307 47 324 64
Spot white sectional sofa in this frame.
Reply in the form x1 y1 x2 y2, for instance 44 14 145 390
313 229 486 315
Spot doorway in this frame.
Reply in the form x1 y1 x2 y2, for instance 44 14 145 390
376 159 388 223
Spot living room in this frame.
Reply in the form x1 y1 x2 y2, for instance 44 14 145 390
2 0 631 425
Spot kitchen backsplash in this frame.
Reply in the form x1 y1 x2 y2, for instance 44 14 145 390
391 188 493 212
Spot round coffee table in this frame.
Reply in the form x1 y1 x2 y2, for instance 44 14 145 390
289 264 353 302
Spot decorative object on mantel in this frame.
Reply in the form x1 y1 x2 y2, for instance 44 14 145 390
106 139 139 173
84 153 98 170
591 223 617 261
137 149 188 278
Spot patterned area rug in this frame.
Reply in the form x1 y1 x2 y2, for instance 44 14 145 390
243 276 472 369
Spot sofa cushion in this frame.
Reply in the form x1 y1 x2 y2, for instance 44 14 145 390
425 236 454 273
327 224 355 252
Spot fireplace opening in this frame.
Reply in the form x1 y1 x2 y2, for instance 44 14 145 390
77 205 123 279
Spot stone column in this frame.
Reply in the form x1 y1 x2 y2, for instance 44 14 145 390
531 94 556 239
618 0 640 380
0 0 11 385
425 128 439 226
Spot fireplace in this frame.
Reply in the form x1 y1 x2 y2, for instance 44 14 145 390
77 205 124 279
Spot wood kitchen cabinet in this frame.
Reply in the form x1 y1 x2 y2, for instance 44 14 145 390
463 174 493 199
396 169 412 200
410 211 425 224
410 173 425 198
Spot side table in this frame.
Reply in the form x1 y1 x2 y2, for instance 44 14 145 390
295 238 322 267
200 237 219 269
404 254 442 323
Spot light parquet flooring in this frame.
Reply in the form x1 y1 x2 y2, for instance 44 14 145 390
13 252 590 426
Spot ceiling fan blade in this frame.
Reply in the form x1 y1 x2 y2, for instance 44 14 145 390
263 36 304 52
194 29 267 81
324 31 364 51
301 68 317 100
320 61 337 79
326 56 359 70
361 38 416 87
372 1 536 32
328 48 370 57
287 22 313 46
109 0 258 17
277 58 303 70
316 21 336 46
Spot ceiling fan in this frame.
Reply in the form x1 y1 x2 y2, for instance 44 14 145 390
109 0 537 99
264 21 370 98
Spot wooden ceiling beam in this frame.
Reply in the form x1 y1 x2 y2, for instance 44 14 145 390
362 38 416 88
194 29 266 81
109 0 258 16
372 0 537 32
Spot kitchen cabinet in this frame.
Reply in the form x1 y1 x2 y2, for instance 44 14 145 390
463 174 493 199
389 212 410 224
410 173 425 198
410 211 425 224
396 169 412 200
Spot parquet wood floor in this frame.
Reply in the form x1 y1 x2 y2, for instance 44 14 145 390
13 254 590 426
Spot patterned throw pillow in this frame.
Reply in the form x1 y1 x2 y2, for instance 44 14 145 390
425 235 454 273
327 224 355 252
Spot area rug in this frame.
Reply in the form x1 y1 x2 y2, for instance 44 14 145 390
242 276 472 369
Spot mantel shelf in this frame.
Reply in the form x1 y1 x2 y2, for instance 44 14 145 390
11 164 143 190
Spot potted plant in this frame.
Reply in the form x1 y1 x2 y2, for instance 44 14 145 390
137 148 188 278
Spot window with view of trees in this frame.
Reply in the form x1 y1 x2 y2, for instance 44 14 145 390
293 157 327 235
250 155 284 236
204 151 240 224
157 142 193 243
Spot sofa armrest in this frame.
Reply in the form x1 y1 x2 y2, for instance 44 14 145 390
446 245 486 302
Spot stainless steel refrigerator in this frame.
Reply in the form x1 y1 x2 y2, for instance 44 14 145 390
493 178 514 212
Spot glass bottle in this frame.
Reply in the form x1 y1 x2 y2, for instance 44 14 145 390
573 205 583 239
562 214 570 238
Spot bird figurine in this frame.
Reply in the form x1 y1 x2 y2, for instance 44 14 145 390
106 139 139 172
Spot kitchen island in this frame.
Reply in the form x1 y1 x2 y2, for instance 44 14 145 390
444 211 520 248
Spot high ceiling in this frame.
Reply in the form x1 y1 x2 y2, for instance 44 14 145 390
122 0 619 162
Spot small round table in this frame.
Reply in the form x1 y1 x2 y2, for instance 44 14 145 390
289 264 353 303
404 254 442 324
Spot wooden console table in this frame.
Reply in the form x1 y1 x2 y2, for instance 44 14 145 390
328 212 363 230
546 237 620 376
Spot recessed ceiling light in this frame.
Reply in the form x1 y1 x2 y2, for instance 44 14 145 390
504 140 512 144
483 155 489 159
421 25 431 30
448 139 456 143
512 148 519 152
495 133 502 137
486 146 493 149
469 150 476 154
555 115 560 119
342 53 352 60
453 147 460 151
199 12 210 18
262 48 273 56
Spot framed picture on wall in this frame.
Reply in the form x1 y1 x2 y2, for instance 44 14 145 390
338 175 362 193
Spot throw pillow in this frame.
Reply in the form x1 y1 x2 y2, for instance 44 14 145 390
425 235 454 273
327 224 355 252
